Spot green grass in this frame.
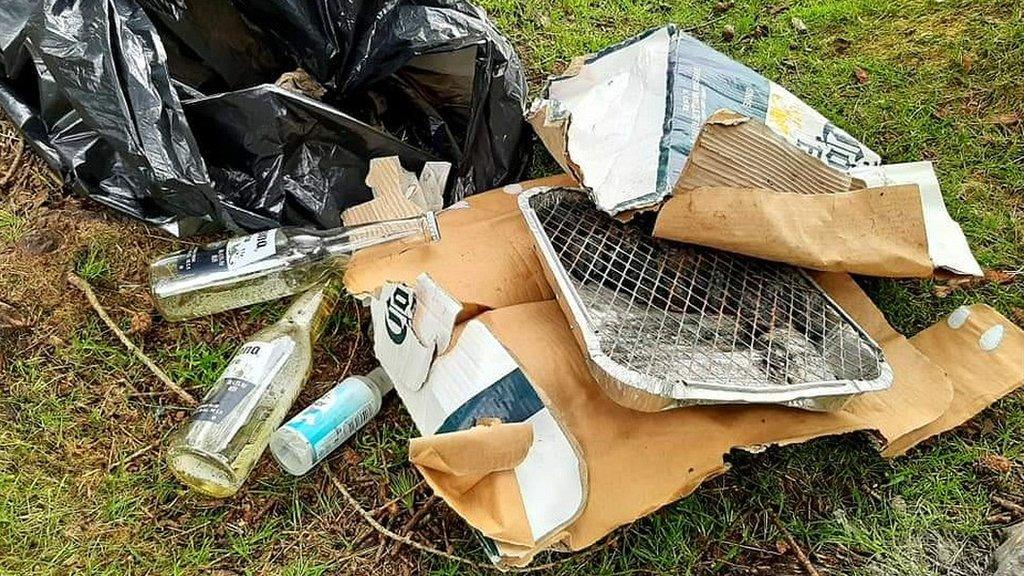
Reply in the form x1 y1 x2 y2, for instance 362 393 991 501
0 208 26 244
74 244 112 283
1 0 1023 574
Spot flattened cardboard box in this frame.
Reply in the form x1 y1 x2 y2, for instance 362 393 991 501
652 111 982 277
345 181 1022 566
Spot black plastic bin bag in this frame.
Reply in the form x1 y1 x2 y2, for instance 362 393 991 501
0 0 530 235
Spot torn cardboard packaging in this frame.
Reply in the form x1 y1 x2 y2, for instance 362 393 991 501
651 111 982 277
345 181 1023 567
529 26 880 215
342 157 451 226
367 273 587 549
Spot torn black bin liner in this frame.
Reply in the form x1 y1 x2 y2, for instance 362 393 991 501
0 0 529 235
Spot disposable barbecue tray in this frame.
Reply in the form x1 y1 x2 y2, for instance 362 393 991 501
519 187 894 412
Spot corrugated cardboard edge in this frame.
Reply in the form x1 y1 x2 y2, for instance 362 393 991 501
526 101 583 186
673 109 856 195
343 156 428 226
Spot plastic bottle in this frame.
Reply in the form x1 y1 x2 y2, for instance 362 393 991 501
270 368 394 475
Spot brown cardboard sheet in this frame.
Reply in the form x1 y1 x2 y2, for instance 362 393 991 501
653 109 938 278
653 185 935 277
344 180 1024 565
905 304 1024 443
345 175 574 315
410 422 534 545
673 110 859 194
475 278 956 554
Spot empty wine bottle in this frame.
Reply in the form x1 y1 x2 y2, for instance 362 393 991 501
165 281 339 498
149 213 439 321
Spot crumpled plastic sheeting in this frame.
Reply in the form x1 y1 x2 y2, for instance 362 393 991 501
0 0 530 235
0 0 224 235
229 0 530 201
183 85 434 231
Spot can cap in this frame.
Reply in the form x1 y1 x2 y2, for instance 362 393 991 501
364 367 394 396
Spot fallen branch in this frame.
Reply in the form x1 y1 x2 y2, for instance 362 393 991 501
325 464 569 572
993 495 1024 516
68 274 197 406
374 494 442 561
0 138 24 189
771 513 822 576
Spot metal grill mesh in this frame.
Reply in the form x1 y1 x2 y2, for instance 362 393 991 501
530 189 884 399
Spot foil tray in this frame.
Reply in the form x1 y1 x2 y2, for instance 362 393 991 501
519 187 894 412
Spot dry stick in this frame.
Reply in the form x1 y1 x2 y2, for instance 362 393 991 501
352 478 427 550
374 480 427 518
993 495 1024 516
108 442 157 472
400 495 439 534
771 513 822 576
680 13 729 33
68 274 197 406
325 465 569 573
375 494 440 561
0 138 24 189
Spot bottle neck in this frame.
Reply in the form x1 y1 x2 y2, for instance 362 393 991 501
278 278 341 343
321 213 440 257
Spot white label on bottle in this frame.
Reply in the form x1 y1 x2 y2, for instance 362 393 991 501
194 338 295 427
226 229 279 270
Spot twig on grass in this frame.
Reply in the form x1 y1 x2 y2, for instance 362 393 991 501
68 274 197 406
325 464 572 572
993 495 1024 516
771 513 822 576
376 494 440 561
374 479 426 518
108 442 157 472
0 138 24 189
400 495 438 534
680 13 729 33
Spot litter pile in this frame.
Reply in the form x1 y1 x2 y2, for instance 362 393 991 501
2 9 1022 570
0 0 529 235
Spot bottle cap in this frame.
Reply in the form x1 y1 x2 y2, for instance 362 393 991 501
364 367 394 396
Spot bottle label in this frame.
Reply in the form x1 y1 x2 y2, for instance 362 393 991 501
176 229 278 277
194 338 294 425
284 380 377 461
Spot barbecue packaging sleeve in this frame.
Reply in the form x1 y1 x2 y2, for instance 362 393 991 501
0 0 530 235
344 177 1023 566
528 25 880 216
651 111 982 277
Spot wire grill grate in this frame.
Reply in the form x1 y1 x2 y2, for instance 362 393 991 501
524 188 889 407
